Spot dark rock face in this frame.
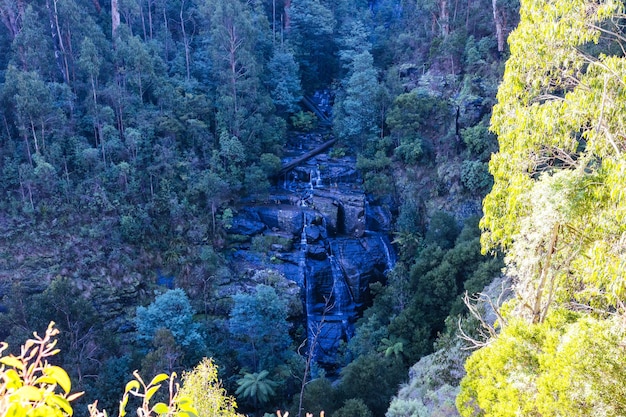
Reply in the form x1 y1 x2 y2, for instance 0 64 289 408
229 210 266 236
226 132 396 372
366 203 393 232
256 205 304 236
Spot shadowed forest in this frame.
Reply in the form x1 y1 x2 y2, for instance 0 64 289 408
1 0 626 416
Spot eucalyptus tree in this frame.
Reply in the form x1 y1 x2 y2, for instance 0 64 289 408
0 0 24 41
4 66 69 164
458 0 626 415
10 5 56 80
333 51 381 150
267 46 302 115
202 0 281 164
135 288 206 374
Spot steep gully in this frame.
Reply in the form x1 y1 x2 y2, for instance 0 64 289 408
227 93 396 372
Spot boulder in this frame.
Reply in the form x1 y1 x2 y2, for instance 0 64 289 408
329 236 388 309
306 225 321 242
310 194 339 235
256 205 304 236
338 193 366 237
229 211 266 236
306 244 328 260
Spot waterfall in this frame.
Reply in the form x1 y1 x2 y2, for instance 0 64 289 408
300 211 313 342
379 235 396 272
301 217 308 246
234 123 395 373
329 255 348 315
315 165 322 187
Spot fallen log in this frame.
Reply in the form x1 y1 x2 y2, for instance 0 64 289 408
301 96 332 126
278 138 337 176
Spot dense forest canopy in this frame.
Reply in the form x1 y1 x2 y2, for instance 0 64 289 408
17 0 626 417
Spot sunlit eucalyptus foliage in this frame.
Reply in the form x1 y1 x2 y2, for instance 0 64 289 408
459 0 626 415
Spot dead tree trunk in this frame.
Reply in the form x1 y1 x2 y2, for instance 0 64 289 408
492 0 505 52
111 0 120 39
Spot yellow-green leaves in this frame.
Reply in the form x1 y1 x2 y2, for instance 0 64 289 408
484 0 625 254
177 358 241 417
483 0 626 315
0 323 203 417
0 322 83 417
124 380 140 395
149 374 169 387
458 312 626 417
1 356 26 370
108 370 199 417
43 367 71 394
462 0 626 415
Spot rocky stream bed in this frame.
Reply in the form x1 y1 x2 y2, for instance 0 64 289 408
226 131 396 371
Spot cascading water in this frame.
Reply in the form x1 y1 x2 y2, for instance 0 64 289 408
284 145 396 372
227 91 397 373
380 235 397 272
315 165 323 187
329 255 348 315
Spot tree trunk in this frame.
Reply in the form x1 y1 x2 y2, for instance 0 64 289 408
111 0 120 39
99 121 106 165
22 132 32 166
492 0 505 52
45 0 68 83
211 201 216 238
90 75 102 155
227 23 240 137
147 0 153 39
0 0 24 40
53 0 71 85
439 0 450 37
140 0 147 40
180 0 190 80
283 0 290 30
161 0 169 59
30 118 39 154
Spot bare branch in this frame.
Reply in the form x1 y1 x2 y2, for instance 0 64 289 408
458 281 511 350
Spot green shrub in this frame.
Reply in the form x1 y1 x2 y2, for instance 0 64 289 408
394 136 423 165
251 235 293 253
244 165 270 198
120 213 147 243
331 399 373 417
460 160 493 193
362 171 394 196
386 398 429 417
337 354 406 417
424 211 460 250
292 378 338 417
460 120 497 158
328 147 347 158
290 111 318 131
356 150 392 171
259 154 283 177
